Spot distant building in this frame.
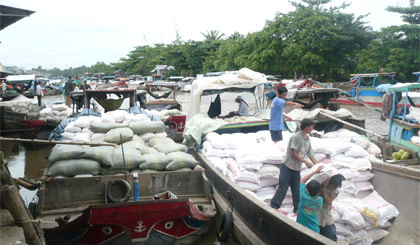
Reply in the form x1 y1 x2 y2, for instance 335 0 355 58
151 65 175 76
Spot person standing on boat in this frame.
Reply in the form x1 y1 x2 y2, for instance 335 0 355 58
64 76 74 107
318 174 344 241
1 80 6 97
35 81 44 106
74 75 82 88
270 118 318 213
269 86 302 142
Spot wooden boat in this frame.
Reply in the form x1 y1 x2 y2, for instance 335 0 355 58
35 168 216 244
0 105 47 138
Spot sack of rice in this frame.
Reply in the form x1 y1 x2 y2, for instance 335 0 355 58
73 133 91 143
105 127 134 144
166 152 198 170
90 122 128 133
91 133 106 143
48 145 85 164
139 133 155 142
139 153 171 171
111 148 145 170
51 104 69 111
154 143 188 154
83 146 114 166
74 116 91 128
47 159 101 177
132 135 145 144
122 141 158 154
129 121 166 135
148 137 175 147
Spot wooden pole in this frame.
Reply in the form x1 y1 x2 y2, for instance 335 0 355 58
0 137 117 147
319 112 387 162
348 98 382 113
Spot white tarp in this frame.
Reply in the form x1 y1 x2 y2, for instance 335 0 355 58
187 68 268 118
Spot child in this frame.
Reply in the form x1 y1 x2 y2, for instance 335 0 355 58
296 165 324 233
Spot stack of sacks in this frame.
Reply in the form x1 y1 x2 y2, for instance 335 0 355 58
201 130 397 245
47 118 198 177
144 109 185 121
39 104 72 121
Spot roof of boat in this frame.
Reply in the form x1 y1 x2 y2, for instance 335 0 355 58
0 5 35 31
350 72 396 77
293 87 341 94
6 74 36 82
388 83 420 92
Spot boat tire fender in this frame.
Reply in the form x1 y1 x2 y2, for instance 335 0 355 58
217 211 233 242
106 179 132 203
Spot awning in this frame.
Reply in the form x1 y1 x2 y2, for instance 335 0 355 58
0 5 35 31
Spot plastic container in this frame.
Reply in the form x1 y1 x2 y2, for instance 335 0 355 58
133 173 139 201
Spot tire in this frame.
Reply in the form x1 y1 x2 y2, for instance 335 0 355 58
217 211 233 242
106 179 132 203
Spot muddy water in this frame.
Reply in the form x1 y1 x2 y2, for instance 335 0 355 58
1 92 387 244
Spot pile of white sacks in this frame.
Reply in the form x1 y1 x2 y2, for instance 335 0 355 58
201 129 398 245
39 104 72 121
47 110 197 177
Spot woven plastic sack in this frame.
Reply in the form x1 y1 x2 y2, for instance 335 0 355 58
90 122 128 133
47 159 101 177
105 127 134 144
132 135 145 144
129 121 166 135
153 143 187 154
100 168 130 175
148 137 175 147
83 146 114 167
166 152 198 171
139 153 171 171
111 148 145 170
48 145 85 164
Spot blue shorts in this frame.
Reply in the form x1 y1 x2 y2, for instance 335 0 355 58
270 130 283 142
320 224 337 242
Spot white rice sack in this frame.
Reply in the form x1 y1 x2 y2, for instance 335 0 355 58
90 133 106 143
259 175 278 187
40 108 53 117
105 127 134 144
337 168 359 180
333 158 371 171
350 171 374 182
206 148 230 158
367 144 381 156
73 133 91 143
65 122 82 133
332 153 355 163
231 151 263 171
340 180 357 194
314 153 326 162
278 206 297 221
89 115 103 124
101 114 115 123
155 132 167 137
355 181 374 193
339 198 380 226
106 110 129 123
258 164 280 177
367 228 389 242
363 191 399 226
345 145 369 158
345 229 368 244
333 201 366 229
51 104 69 111
332 208 341 223
60 109 72 117
124 113 135 123
335 223 353 236
131 135 145 144
90 122 128 133
74 116 91 128
132 114 150 122
310 137 334 155
236 181 260 191
201 141 213 154
207 133 230 149
61 132 75 140
139 133 156 142
235 169 260 184
207 157 228 175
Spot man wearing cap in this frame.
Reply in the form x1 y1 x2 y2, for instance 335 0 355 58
269 86 302 142
220 96 249 118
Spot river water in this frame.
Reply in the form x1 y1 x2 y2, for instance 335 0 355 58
0 92 389 244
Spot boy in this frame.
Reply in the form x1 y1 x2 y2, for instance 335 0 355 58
319 174 344 241
296 165 324 233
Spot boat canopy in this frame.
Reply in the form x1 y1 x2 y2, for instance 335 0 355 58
388 83 420 92
187 68 268 118
6 74 36 83
350 72 396 78
0 5 35 31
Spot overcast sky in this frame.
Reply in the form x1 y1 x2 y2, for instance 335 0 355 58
0 0 408 70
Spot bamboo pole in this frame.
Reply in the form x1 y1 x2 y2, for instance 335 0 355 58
347 98 382 113
0 137 117 147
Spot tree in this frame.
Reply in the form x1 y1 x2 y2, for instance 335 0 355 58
201 30 225 41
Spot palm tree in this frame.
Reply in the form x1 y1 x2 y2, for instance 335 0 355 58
201 30 225 41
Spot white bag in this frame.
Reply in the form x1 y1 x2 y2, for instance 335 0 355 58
345 145 369 158
363 191 399 226
366 228 389 242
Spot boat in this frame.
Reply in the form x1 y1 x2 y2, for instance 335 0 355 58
337 72 420 107
35 168 216 244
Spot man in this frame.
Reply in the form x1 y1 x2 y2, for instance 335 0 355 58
270 118 318 213
297 165 324 233
81 79 91 90
220 96 250 118
64 76 74 107
318 174 344 241
269 86 302 142
74 76 82 88
1 80 6 97
35 81 44 106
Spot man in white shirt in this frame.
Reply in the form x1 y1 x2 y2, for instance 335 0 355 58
1 80 6 97
36 81 44 106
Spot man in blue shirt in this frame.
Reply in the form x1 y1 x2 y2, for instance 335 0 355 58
297 165 324 233
269 86 302 142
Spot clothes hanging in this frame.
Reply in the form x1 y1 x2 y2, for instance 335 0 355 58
207 94 221 118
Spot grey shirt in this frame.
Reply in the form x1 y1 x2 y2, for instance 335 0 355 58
284 132 314 171
318 187 339 227
237 101 249 116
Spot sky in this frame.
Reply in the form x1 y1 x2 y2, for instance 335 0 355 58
0 0 408 70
